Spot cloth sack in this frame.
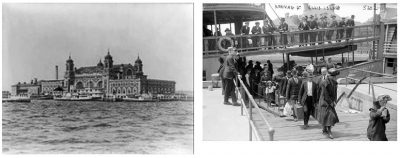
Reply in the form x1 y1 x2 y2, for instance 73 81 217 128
283 102 293 116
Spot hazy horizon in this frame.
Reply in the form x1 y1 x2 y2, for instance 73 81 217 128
2 3 193 92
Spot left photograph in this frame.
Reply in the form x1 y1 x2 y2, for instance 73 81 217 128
2 3 193 154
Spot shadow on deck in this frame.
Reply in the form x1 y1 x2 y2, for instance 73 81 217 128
252 99 397 141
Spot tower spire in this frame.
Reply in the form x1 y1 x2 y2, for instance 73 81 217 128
108 48 110 55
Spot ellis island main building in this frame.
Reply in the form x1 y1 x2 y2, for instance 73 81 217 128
12 50 175 97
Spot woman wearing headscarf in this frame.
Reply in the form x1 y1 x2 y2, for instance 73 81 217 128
367 95 391 141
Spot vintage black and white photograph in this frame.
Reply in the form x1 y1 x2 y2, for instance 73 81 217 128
203 3 397 141
2 3 193 153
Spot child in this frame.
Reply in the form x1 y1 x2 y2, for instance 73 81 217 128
367 95 391 141
265 81 276 107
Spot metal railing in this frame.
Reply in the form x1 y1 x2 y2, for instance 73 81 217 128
203 24 380 55
383 42 397 54
233 76 275 141
340 67 397 103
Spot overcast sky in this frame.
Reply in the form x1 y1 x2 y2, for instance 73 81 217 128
2 3 193 91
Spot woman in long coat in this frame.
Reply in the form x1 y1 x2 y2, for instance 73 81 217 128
316 68 339 139
367 95 391 141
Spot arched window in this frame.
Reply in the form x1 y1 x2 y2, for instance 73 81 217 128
88 81 94 88
76 82 84 89
127 69 133 76
117 88 121 94
127 88 131 94
122 88 126 94
97 81 103 88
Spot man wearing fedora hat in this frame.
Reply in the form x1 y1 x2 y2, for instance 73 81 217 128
251 21 262 47
316 68 339 139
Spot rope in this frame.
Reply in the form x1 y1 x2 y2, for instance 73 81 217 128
268 3 281 21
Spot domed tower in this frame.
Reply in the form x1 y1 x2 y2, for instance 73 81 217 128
104 49 113 69
134 55 143 75
65 55 75 92
97 59 104 67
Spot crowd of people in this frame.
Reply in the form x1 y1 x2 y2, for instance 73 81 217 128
218 47 391 140
204 14 356 50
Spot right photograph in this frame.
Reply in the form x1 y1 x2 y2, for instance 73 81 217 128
203 3 397 141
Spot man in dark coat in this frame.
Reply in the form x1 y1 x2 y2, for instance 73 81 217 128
286 70 302 121
326 15 337 43
278 18 289 47
367 95 391 141
316 68 339 139
240 22 251 48
337 17 346 42
346 15 355 41
298 71 318 128
222 47 239 106
217 56 225 95
279 70 292 97
298 16 310 46
262 20 276 49
251 22 262 47
309 15 319 45
318 16 328 44
267 60 274 77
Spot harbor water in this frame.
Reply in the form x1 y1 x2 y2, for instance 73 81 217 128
2 100 193 154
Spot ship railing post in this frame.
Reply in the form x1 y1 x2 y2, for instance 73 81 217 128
249 99 252 141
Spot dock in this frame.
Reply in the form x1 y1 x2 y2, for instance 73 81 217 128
203 87 397 141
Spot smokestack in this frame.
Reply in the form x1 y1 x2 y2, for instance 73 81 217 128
55 65 59 80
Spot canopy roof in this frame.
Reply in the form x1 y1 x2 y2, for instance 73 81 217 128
203 3 267 25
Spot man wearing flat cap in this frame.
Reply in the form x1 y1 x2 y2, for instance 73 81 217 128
337 17 346 42
222 47 240 106
251 21 262 47
262 20 276 49
278 18 289 47
298 71 318 129
326 15 337 43
309 15 319 45
346 15 355 41
298 16 310 46
318 16 328 44
240 22 251 48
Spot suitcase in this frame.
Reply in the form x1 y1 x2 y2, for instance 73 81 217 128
294 103 304 120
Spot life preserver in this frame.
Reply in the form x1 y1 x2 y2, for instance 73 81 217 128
217 37 234 52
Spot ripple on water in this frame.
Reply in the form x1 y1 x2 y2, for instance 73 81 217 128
2 101 193 154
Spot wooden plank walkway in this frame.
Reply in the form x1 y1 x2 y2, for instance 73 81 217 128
251 100 397 141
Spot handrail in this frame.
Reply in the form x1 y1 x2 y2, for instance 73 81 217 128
233 75 275 141
343 66 397 102
348 67 397 78
203 24 380 54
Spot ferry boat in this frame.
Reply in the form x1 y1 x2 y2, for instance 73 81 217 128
202 3 397 141
2 96 31 103
54 93 93 101
122 94 157 102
